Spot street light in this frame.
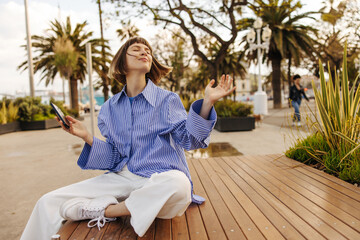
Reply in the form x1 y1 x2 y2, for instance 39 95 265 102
247 18 271 115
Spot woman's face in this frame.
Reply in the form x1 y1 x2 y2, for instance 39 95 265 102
125 43 152 75
295 78 301 84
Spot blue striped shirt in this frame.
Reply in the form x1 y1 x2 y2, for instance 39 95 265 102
77 80 217 204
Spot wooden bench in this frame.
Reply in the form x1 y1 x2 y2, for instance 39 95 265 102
57 154 360 239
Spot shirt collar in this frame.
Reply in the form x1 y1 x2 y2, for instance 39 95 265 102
111 79 157 107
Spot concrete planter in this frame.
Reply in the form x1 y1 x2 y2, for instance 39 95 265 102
20 118 60 131
0 122 21 135
215 116 255 132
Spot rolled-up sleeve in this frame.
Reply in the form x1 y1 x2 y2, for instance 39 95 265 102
168 95 217 150
77 137 122 170
186 99 217 141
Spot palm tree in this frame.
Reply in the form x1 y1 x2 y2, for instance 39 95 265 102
217 45 247 101
248 0 317 108
18 17 112 112
116 20 140 42
53 37 79 104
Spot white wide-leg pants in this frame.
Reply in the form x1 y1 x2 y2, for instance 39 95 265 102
20 167 192 240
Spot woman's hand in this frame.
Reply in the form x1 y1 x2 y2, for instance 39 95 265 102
56 115 93 145
200 74 236 119
204 74 236 105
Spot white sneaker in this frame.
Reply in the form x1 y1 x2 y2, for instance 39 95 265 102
297 122 302 127
60 195 118 230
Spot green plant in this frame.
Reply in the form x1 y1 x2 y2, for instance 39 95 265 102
286 43 360 184
0 101 6 124
14 96 55 122
214 99 253 118
0 100 19 124
180 96 195 112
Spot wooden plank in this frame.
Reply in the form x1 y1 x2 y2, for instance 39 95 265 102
154 219 171 240
272 154 360 203
68 221 91 240
270 153 360 195
187 159 227 240
209 157 307 240
251 154 360 233
238 155 359 240
219 156 322 240
224 156 334 240
172 214 189 240
100 218 125 240
264 155 360 220
118 216 137 240
192 159 244 240
57 221 80 240
184 204 208 240
202 158 268 240
138 221 155 240
84 221 109 240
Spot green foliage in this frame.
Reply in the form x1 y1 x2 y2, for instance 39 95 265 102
0 99 19 124
180 97 195 112
214 99 253 118
14 97 56 122
286 44 360 184
0 102 6 124
67 108 79 118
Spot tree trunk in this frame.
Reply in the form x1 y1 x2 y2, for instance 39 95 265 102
98 0 109 102
70 77 79 112
271 54 282 109
287 55 292 108
209 64 218 85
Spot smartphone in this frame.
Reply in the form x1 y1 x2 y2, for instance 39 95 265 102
50 102 70 129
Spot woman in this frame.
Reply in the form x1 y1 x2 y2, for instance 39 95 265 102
20 37 236 239
289 74 309 126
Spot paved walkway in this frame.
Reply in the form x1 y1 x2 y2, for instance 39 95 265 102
0 100 315 239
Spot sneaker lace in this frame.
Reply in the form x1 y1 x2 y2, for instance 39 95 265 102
83 209 116 230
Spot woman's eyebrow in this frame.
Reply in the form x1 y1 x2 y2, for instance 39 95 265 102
130 45 151 52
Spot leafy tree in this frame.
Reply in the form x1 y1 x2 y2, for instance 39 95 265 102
313 0 359 81
248 0 317 108
151 29 193 95
116 20 140 42
97 0 113 101
18 17 112 111
106 0 248 82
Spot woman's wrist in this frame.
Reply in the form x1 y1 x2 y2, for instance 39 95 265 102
83 133 93 146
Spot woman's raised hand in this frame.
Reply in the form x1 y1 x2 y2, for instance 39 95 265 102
204 74 236 105
56 115 93 145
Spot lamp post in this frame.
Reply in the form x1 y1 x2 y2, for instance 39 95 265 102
247 18 271 115
24 0 35 97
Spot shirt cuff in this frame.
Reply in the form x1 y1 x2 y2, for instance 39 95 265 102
186 99 217 141
77 137 115 170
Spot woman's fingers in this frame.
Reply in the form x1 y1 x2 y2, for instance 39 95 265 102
208 79 215 87
66 115 77 123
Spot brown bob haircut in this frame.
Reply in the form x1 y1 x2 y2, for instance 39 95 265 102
109 37 172 85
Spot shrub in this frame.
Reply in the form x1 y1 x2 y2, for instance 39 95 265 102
0 99 19 124
214 99 253 118
286 43 360 184
14 96 56 122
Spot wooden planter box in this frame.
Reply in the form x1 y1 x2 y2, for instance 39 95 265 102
0 121 21 135
20 118 60 131
215 116 255 132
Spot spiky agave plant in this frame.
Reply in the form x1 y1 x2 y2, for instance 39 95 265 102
311 42 360 182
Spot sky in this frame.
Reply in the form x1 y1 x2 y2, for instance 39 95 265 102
0 0 324 97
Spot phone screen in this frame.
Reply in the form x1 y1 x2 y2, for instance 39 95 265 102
50 103 70 128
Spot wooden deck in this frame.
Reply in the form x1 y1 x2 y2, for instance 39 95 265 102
57 154 360 239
